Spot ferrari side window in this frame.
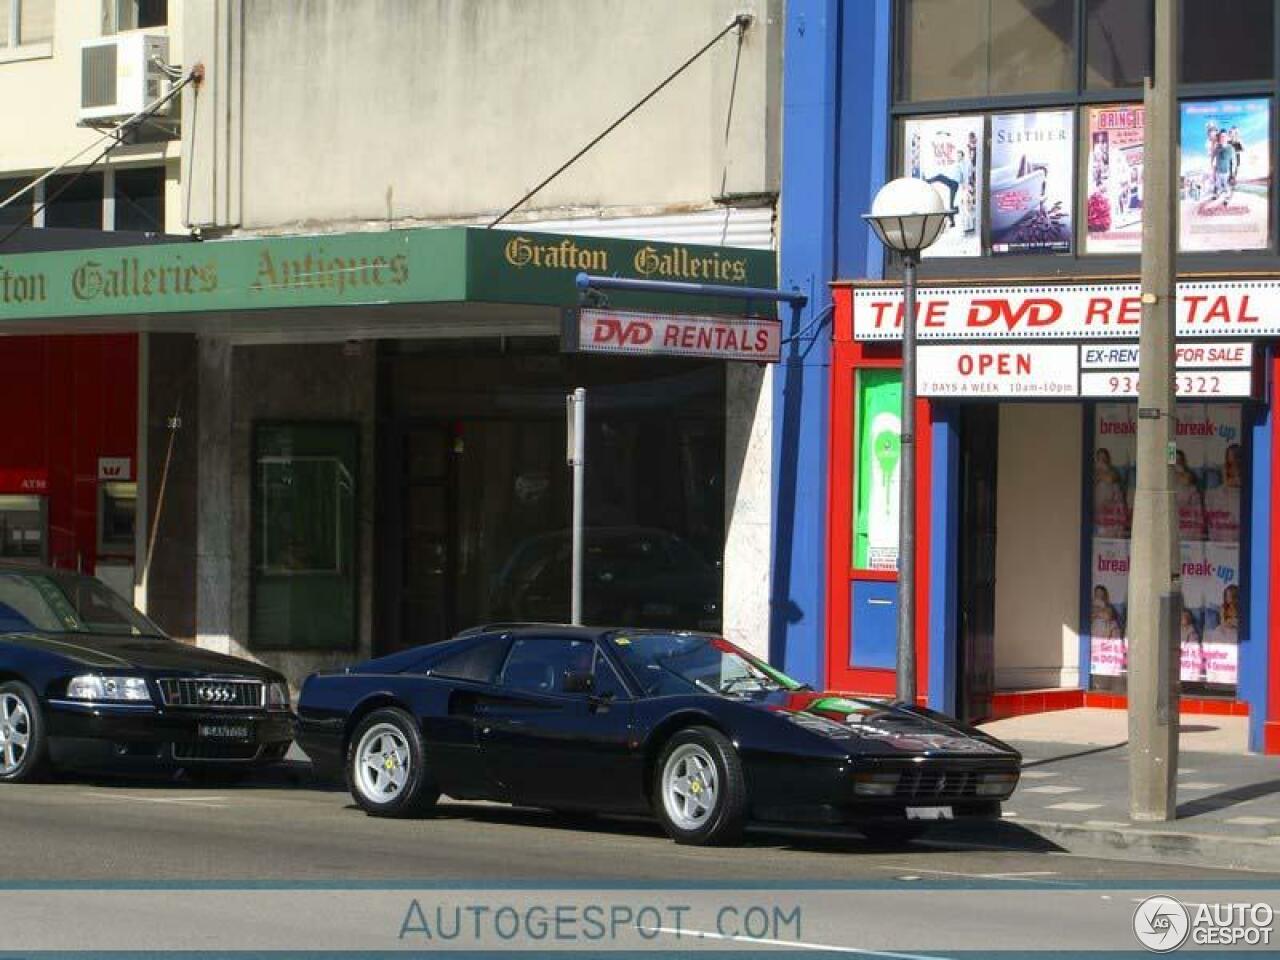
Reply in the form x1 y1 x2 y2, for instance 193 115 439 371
429 636 511 684
591 647 629 700
500 636 593 696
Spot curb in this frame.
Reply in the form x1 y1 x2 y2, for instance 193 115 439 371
1009 817 1280 874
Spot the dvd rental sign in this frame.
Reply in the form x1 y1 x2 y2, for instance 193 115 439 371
855 282 1262 400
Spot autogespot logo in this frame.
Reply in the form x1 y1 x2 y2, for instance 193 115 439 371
1133 896 1191 952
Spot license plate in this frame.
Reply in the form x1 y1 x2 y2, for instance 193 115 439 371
905 805 953 820
198 722 251 740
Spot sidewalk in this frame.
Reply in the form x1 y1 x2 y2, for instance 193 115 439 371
969 708 1280 873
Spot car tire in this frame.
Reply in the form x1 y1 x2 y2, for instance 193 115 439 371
859 821 929 846
346 707 439 818
653 726 746 846
0 680 49 784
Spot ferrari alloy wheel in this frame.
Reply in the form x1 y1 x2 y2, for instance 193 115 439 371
346 708 439 818
0 681 47 783
654 726 746 846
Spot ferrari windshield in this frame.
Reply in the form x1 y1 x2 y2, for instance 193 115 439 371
607 631 805 697
0 571 164 638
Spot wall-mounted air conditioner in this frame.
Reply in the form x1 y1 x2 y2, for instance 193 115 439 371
79 34 171 127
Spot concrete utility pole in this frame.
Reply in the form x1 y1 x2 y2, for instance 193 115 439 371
1128 0 1180 822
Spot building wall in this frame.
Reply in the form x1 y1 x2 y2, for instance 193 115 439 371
993 403 1082 691
0 0 185 231
182 0 782 233
0 334 138 572
219 342 378 688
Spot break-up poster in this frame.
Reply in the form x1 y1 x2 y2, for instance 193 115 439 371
1085 105 1144 254
989 109 1073 255
1179 98 1270 252
904 115 983 259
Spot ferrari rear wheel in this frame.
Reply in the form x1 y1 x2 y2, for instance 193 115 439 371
654 726 746 846
0 681 48 783
347 708 439 818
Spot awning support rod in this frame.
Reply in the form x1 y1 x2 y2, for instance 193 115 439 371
575 272 807 307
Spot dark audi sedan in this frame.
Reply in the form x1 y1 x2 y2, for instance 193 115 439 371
0 566 293 782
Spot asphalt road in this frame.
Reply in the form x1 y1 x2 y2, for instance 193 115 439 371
0 763 1274 885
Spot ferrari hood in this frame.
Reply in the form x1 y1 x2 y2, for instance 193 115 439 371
754 689 1017 758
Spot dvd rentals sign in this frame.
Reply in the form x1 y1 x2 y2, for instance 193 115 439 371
568 307 781 363
857 282 1260 399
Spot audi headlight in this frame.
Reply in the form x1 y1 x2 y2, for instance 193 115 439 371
67 675 152 703
266 681 290 711
976 772 1019 797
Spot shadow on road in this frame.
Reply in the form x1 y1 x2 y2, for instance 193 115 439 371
1021 742 1127 768
418 801 1064 857
1177 778 1280 819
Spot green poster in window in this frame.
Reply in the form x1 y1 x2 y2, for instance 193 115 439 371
854 370 902 571
252 423 358 651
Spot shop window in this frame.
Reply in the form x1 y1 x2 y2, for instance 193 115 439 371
44 172 105 230
0 1 54 48
114 166 165 232
1085 0 1152 89
252 423 358 651
103 0 166 33
0 176 29 225
1181 0 1273 85
1089 403 1242 696
852 369 903 571
897 0 1074 102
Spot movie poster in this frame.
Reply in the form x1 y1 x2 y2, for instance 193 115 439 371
904 115 984 259
989 110 1074 255
1090 403 1242 690
1090 539 1129 677
1085 105 1144 254
854 370 902 571
1179 98 1271 252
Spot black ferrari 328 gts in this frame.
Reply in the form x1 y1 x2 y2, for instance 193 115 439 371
298 625 1020 845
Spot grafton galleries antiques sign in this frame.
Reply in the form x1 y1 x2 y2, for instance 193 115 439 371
853 281 1280 340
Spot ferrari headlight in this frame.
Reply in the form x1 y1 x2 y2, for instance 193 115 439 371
67 675 152 703
266 681 291 711
853 772 900 797
976 772 1019 797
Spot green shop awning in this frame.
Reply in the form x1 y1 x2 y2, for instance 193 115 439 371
0 226 777 336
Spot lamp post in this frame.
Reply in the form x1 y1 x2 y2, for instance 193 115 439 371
864 178 952 704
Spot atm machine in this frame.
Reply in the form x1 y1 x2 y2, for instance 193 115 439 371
0 494 47 565
96 478 137 601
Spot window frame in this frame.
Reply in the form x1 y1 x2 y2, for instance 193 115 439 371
887 0 1280 279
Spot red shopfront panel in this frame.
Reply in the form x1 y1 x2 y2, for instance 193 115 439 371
0 335 138 573
825 285 931 700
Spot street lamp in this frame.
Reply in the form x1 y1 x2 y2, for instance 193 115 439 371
863 177 952 705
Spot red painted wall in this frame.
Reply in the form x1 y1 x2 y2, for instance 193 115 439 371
0 334 138 573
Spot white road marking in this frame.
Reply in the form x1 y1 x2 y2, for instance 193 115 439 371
83 792 228 809
1179 782 1225 791
1021 784 1082 794
643 926 952 959
1224 815 1280 826
874 864 1083 886
1045 802 1103 812
1178 768 1198 775
1018 770 1059 779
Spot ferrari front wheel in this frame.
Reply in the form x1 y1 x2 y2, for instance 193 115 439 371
654 726 746 846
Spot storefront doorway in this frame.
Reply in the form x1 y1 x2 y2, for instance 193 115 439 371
374 339 727 654
956 405 998 723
